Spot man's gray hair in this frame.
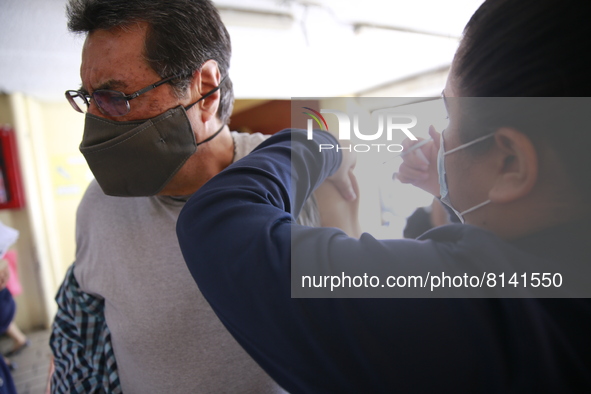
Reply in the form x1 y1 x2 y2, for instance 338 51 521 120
67 0 234 124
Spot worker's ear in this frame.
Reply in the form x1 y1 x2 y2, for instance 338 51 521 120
488 128 538 203
189 59 221 123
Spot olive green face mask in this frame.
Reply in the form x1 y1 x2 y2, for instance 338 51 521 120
79 81 225 197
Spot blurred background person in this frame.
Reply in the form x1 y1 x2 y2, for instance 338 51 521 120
0 258 17 394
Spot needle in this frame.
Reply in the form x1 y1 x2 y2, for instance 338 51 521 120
382 138 432 164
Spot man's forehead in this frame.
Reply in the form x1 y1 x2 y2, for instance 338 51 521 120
80 24 152 91
82 24 147 59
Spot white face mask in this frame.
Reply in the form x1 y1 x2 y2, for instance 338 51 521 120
437 130 495 223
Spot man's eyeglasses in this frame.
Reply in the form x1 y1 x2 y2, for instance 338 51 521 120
65 74 185 117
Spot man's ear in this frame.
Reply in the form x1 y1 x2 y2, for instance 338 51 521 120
190 59 221 123
488 127 538 203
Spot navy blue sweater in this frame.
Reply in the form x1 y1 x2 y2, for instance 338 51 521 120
177 129 591 393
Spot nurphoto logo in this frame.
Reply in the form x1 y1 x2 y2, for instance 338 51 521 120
304 107 419 153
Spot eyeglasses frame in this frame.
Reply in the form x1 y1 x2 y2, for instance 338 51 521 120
65 74 186 116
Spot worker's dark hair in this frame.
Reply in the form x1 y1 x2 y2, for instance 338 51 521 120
452 0 591 196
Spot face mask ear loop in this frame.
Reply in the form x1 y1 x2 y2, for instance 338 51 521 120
196 124 225 147
185 75 228 112
185 75 228 147
444 133 495 156
459 199 492 218
439 131 495 223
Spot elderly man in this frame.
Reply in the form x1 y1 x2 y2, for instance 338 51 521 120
49 0 356 393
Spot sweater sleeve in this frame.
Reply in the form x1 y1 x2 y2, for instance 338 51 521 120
176 129 504 393
178 129 357 392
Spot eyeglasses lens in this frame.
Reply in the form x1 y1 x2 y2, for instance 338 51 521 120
93 90 130 117
65 91 87 114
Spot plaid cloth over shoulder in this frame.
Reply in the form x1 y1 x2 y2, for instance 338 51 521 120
50 265 121 393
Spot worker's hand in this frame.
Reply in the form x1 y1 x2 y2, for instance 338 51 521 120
396 126 441 197
326 147 357 201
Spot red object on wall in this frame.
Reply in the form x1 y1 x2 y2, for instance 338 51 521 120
0 126 25 209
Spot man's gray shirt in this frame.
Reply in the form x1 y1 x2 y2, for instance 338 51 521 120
73 132 287 394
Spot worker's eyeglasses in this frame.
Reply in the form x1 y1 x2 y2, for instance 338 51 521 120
65 74 185 117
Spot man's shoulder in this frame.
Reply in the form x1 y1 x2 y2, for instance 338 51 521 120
82 179 103 198
77 180 106 217
79 179 115 207
231 131 270 162
76 179 160 235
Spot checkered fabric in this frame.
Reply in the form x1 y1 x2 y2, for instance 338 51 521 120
50 265 121 393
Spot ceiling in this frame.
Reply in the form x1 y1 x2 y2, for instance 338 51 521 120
0 0 484 102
